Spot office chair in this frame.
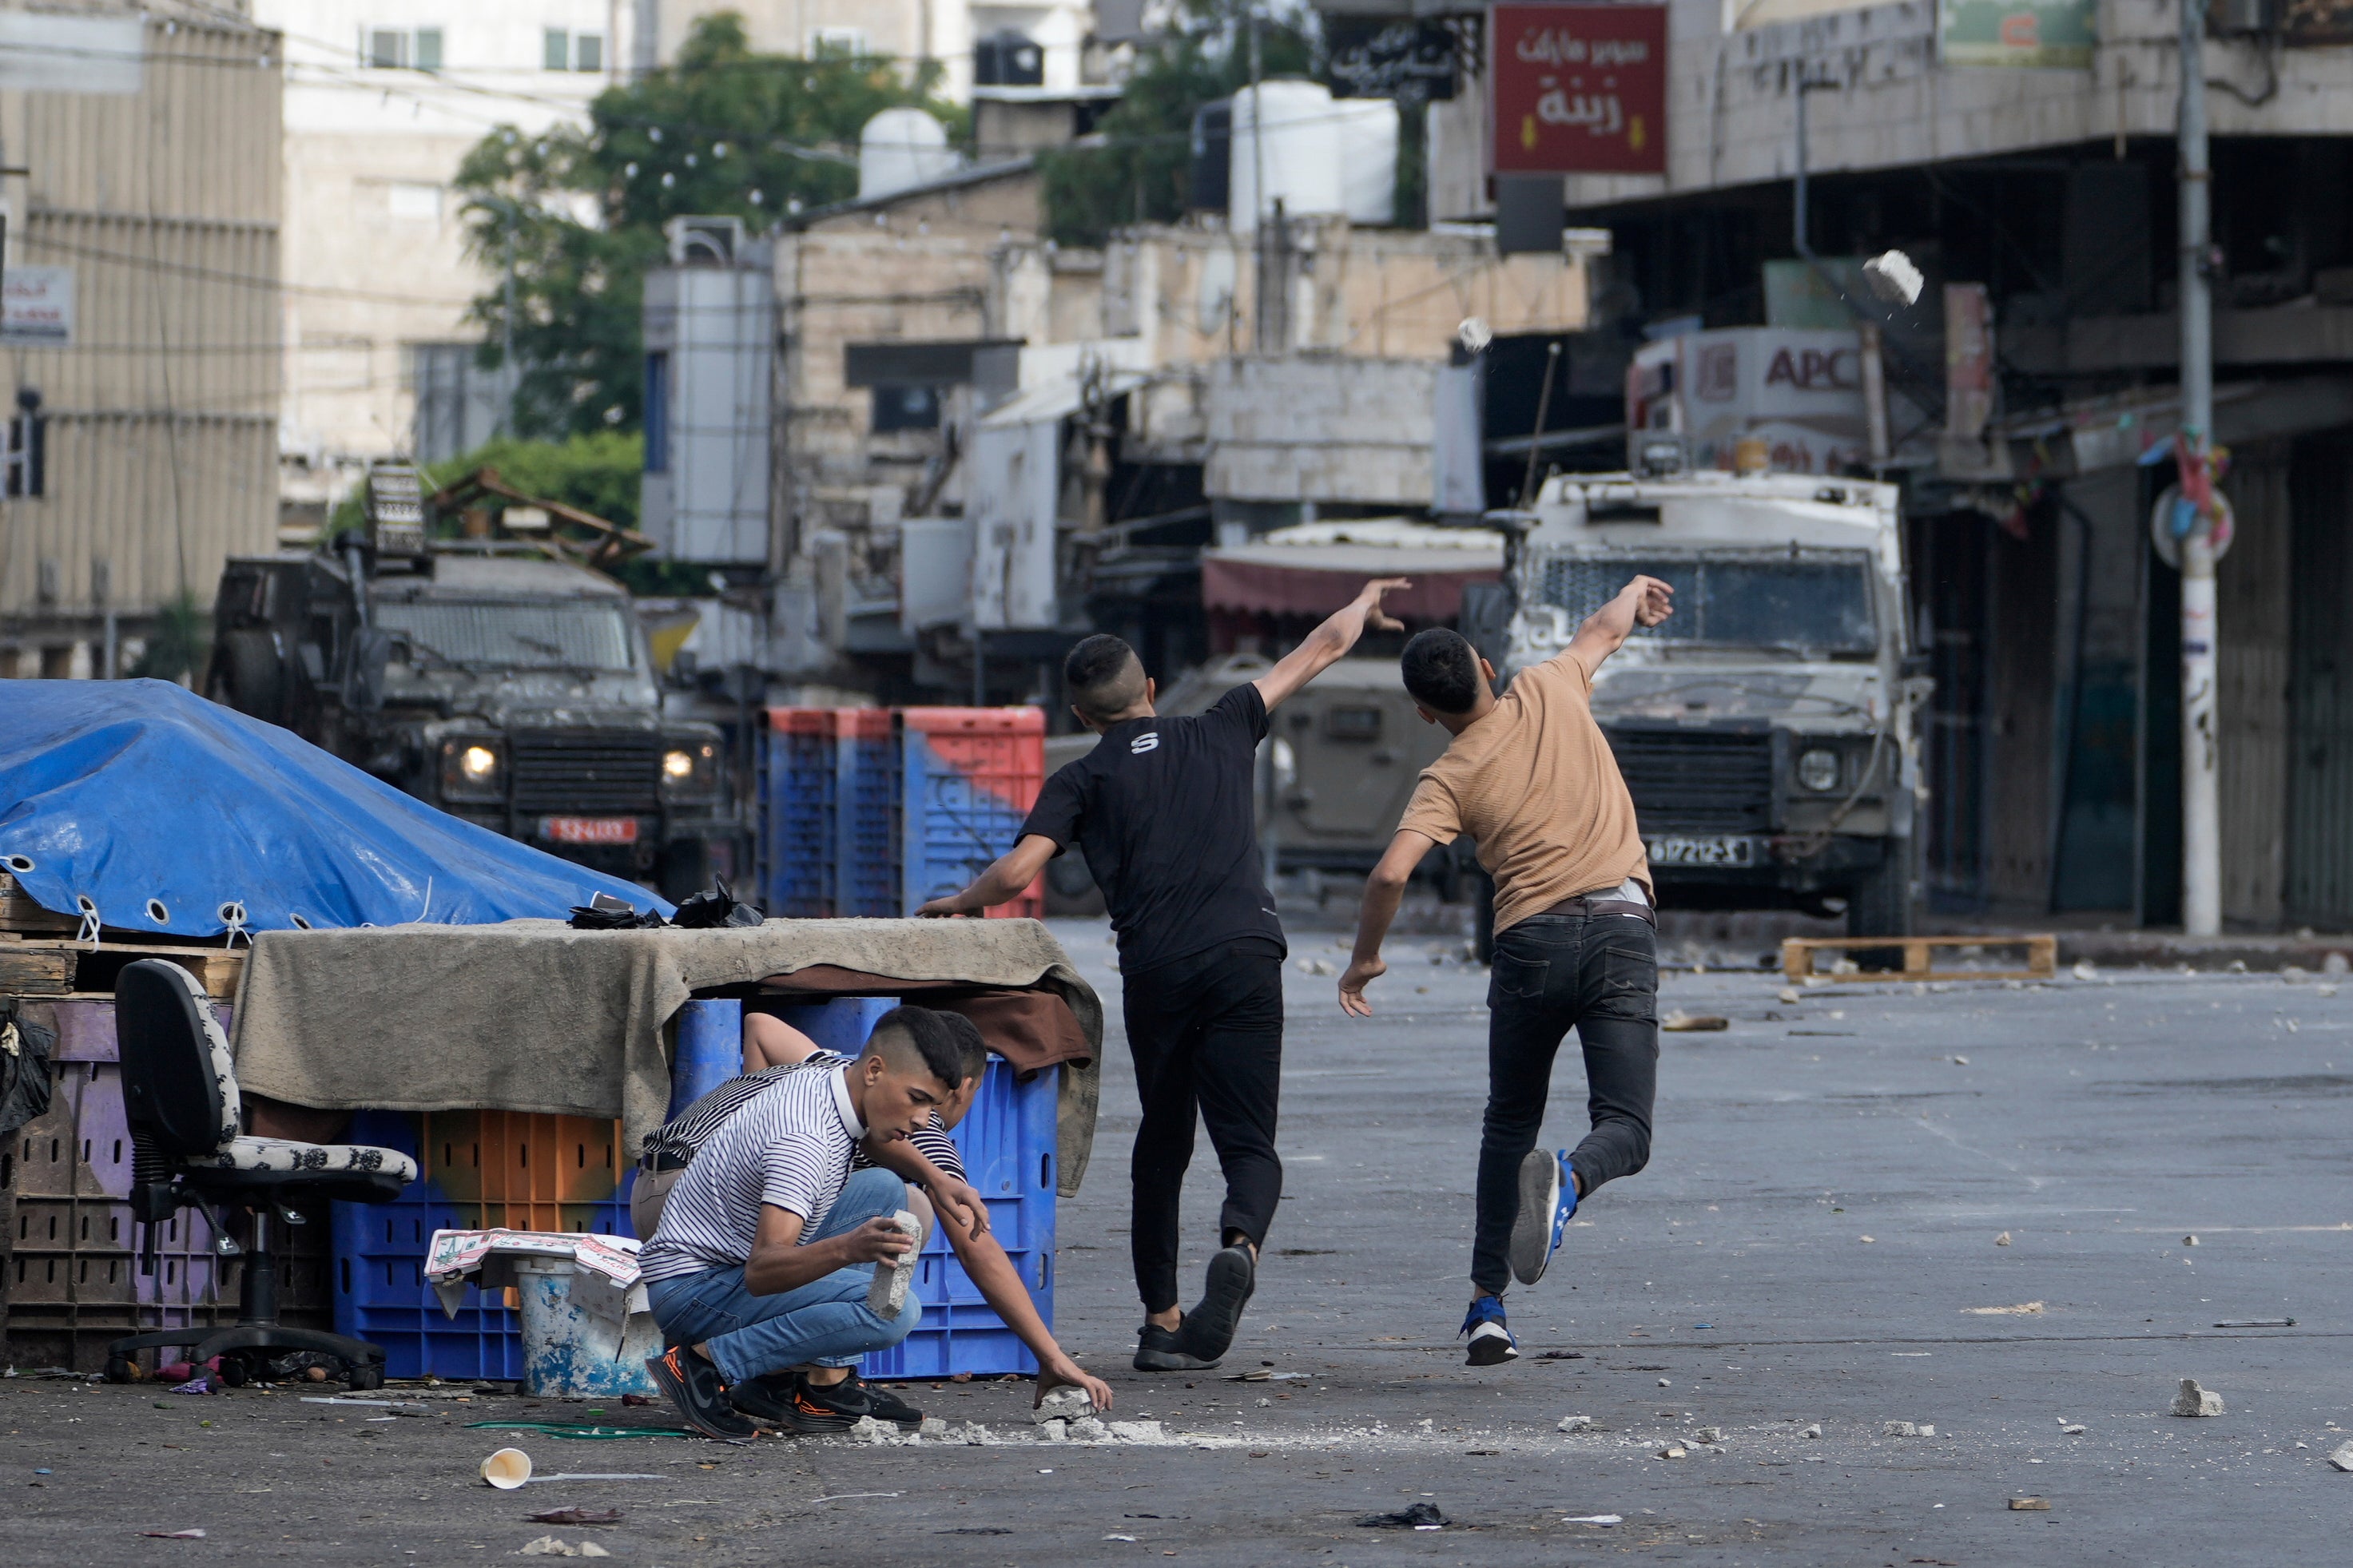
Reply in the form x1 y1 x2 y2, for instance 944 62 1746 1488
103 959 418 1388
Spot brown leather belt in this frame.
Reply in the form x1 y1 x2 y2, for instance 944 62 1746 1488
1536 893 1657 927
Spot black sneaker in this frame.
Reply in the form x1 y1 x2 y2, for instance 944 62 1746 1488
841 1372 923 1429
1175 1244 1256 1364
728 1370 862 1435
646 1345 759 1439
1134 1322 1217 1372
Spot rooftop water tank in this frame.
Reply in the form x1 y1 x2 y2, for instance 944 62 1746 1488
1229 79 1341 233
859 108 962 202
1333 97 1398 226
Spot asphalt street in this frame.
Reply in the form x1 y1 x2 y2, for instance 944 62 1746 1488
6 916 2351 1565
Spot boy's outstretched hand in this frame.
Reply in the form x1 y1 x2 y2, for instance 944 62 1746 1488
1337 955 1386 1017
1358 576 1413 633
1626 574 1675 627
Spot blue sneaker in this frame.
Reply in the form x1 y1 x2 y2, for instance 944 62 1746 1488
1461 1296 1519 1366
1508 1149 1577 1286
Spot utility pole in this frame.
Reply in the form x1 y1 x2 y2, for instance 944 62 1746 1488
2178 0 2222 936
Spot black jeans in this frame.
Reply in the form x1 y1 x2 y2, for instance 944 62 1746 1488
1473 911 1659 1296
1121 939 1286 1315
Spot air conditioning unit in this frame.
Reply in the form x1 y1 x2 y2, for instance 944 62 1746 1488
666 215 744 267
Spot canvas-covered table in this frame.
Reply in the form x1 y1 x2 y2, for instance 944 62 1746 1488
228 918 1102 1194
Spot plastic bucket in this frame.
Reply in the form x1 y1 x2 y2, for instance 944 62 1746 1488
507 1256 661 1399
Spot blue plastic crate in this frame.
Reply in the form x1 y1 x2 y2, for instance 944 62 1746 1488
864 1054 1058 1379
330 1110 635 1381
899 720 1039 916
758 713 837 917
757 997 1059 1379
834 711 900 916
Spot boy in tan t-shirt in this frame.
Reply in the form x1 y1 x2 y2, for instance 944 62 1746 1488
1338 574 1673 1367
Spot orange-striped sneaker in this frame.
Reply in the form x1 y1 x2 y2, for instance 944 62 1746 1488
728 1370 862 1435
646 1345 759 1439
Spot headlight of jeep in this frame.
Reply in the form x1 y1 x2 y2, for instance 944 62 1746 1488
660 740 721 801
1796 747 1842 794
439 737 505 802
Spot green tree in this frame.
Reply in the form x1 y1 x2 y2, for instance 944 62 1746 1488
455 13 957 438
1039 2 1314 248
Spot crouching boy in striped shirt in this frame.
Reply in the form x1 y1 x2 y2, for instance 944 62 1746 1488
639 1006 976 1437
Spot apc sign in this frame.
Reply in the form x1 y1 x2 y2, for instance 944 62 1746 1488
1491 3 1667 177
1764 345 1859 392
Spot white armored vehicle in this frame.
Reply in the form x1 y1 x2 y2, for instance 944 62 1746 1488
1491 470 1924 938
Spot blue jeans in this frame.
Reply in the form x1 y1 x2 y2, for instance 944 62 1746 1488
1474 911 1659 1296
644 1167 924 1383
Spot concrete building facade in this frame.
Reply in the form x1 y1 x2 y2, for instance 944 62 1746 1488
256 0 620 530
0 4 284 679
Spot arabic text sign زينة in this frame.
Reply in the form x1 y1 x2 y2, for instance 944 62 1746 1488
1490 3 1667 177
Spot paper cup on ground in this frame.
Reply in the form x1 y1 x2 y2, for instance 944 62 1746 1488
481 1447 533 1489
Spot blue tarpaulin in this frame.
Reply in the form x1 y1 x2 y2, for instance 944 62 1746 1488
0 679 670 938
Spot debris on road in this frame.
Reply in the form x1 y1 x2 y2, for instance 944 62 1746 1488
1662 1010 1729 1032
917 1417 950 1437
2060 1423 2085 1435
1695 1427 1723 1443
1564 1513 1623 1526
517 1536 610 1557
1556 1415 1594 1432
1778 986 1803 1004
2327 1442 2353 1472
1995 1233 2012 1246
140 1530 207 1539
2171 1379 2225 1418
1358 1503 1446 1529
1039 1419 1069 1443
2213 1318 2294 1328
527 1510 622 1526
1657 1378 1671 1387
1108 1420 1165 1443
2184 1234 2199 1246
1800 1423 1823 1438
2009 1497 2051 1511
1963 1302 2045 1316
1068 1417 1109 1441
1882 1422 1934 1437
1657 1444 1687 1459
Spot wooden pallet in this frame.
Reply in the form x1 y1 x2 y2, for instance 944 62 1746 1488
0 872 78 935
1782 933 2057 983
0 939 244 999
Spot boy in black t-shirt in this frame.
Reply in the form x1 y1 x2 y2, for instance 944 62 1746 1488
920 577 1407 1370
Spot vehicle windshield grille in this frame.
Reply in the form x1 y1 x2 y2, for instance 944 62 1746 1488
375 600 636 672
1540 555 1875 653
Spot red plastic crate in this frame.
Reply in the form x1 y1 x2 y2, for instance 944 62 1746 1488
898 707 1047 918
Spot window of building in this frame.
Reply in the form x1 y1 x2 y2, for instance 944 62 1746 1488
363 26 440 69
871 385 942 433
809 26 870 58
6 411 46 498
544 27 603 70
387 181 442 222
643 352 670 473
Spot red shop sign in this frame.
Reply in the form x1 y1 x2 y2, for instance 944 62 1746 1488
1491 3 1667 177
